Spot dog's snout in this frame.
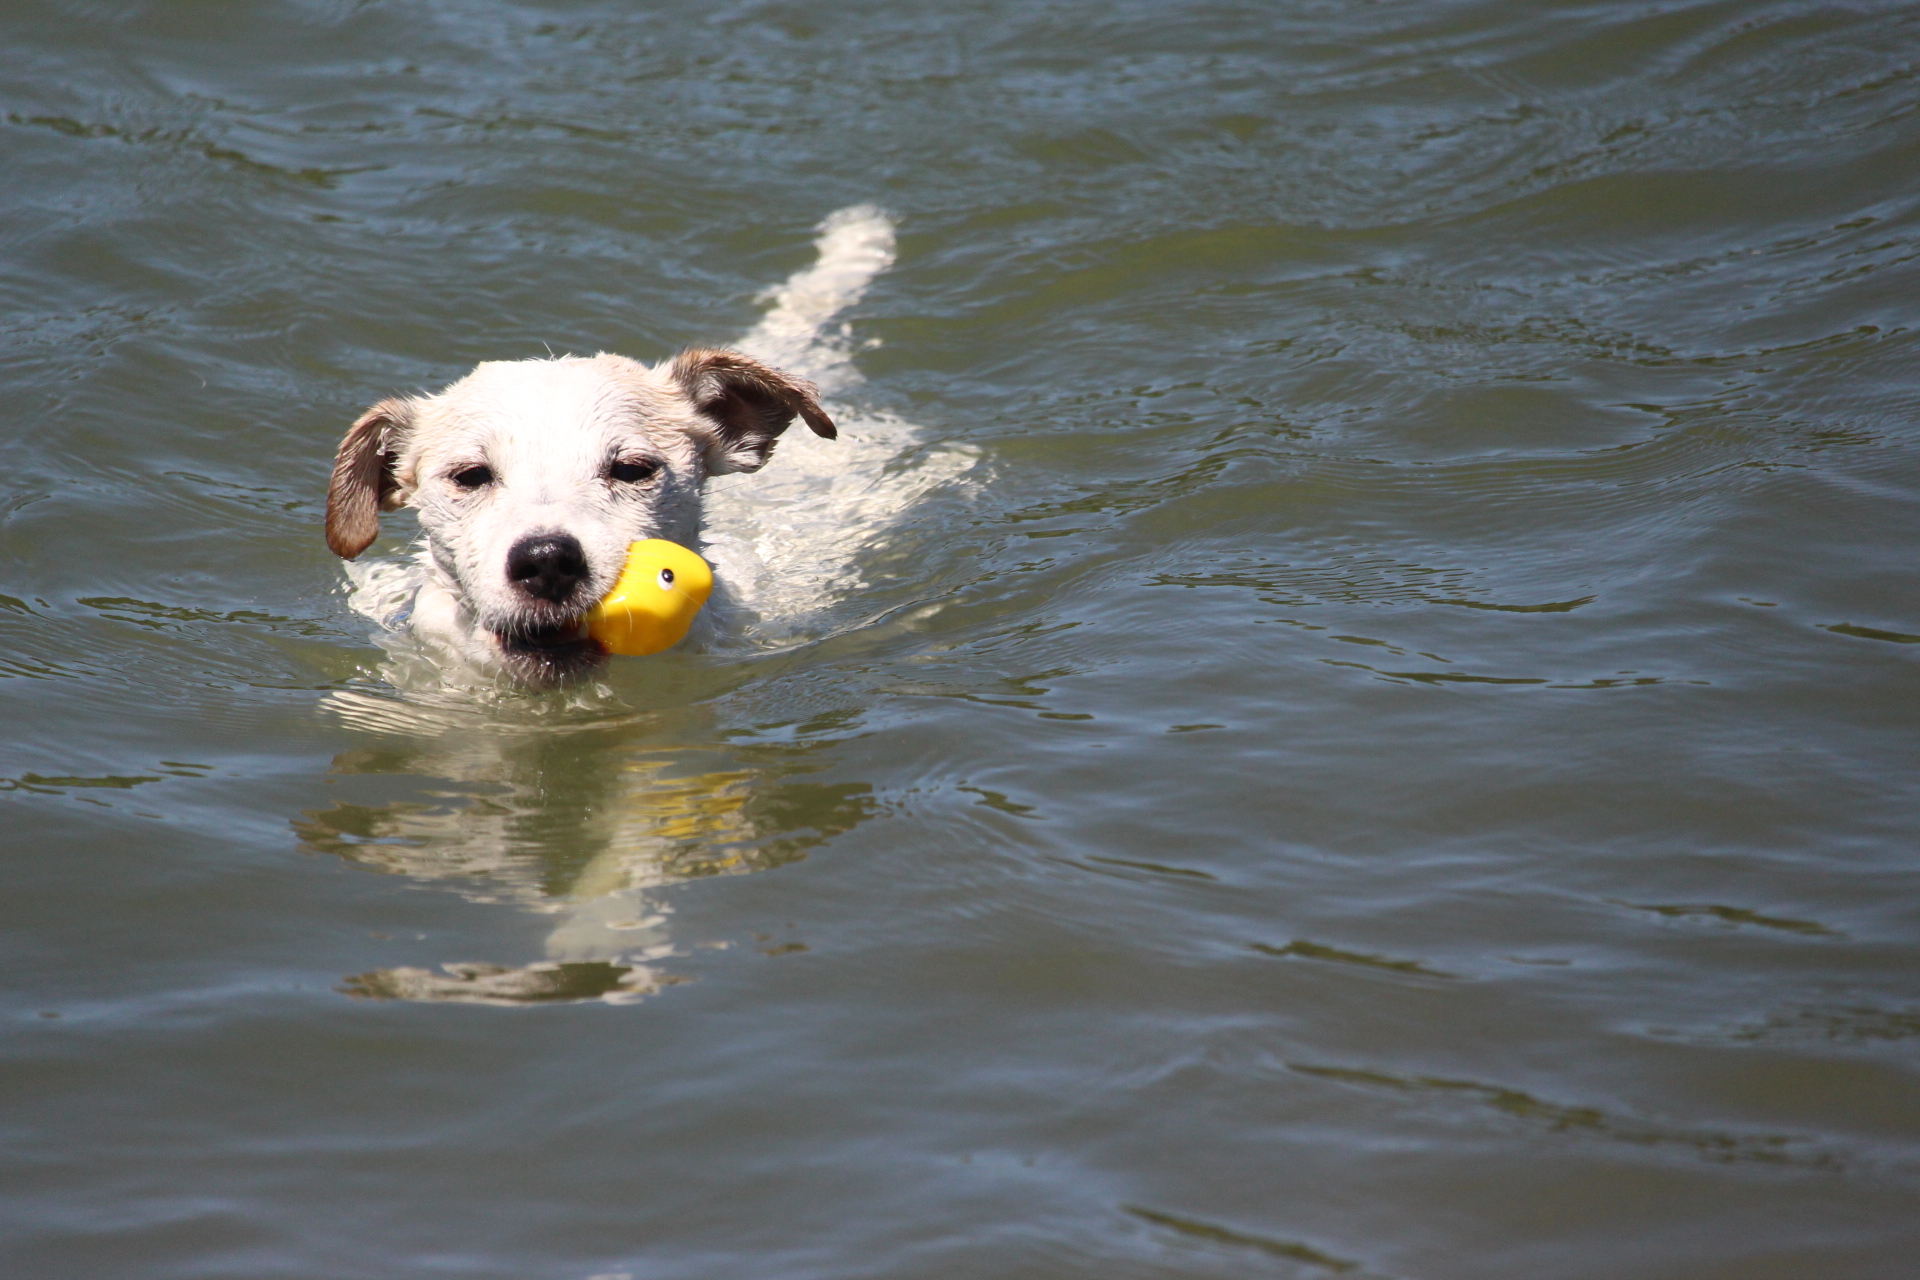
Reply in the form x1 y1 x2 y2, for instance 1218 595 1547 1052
506 534 590 604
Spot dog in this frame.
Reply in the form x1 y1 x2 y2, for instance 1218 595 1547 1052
324 347 835 685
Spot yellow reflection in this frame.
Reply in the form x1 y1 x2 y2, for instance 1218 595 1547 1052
298 690 869 1005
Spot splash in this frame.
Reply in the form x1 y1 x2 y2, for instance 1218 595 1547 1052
701 205 978 647
735 203 897 394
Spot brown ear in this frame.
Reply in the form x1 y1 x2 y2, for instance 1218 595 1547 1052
325 398 413 560
669 347 836 476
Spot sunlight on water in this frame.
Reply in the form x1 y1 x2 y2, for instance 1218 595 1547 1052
4 0 1917 1275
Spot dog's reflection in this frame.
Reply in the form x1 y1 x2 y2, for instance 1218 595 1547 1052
296 689 871 1005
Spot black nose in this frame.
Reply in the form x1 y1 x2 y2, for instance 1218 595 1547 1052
506 534 589 604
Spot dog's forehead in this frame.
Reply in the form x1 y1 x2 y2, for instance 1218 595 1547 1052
426 354 681 459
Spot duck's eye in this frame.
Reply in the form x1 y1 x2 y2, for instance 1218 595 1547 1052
609 458 658 484
657 568 675 590
451 465 494 490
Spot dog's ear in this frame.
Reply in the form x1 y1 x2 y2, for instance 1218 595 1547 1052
669 347 836 476
325 397 414 560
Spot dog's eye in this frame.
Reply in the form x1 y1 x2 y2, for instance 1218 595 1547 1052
609 458 658 484
451 465 494 490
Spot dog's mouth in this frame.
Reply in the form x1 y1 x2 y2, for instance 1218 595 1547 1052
490 618 607 680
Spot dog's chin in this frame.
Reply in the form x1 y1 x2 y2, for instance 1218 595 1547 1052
489 618 608 685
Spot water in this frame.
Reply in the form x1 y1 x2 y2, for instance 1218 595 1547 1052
3 1 1917 1275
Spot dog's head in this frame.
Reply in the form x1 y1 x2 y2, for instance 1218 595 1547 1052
325 349 834 683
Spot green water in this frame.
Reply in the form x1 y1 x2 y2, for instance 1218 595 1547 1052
4 1 1919 1276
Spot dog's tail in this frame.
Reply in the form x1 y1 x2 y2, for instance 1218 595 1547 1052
735 205 895 395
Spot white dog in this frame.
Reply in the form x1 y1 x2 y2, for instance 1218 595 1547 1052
324 347 835 684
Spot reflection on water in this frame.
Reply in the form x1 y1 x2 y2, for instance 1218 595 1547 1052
298 691 872 1003
339 961 664 1006
7 0 1919 1272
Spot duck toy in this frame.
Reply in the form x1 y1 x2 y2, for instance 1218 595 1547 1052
585 539 714 656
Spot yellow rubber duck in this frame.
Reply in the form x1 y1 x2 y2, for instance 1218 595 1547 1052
585 539 714 656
